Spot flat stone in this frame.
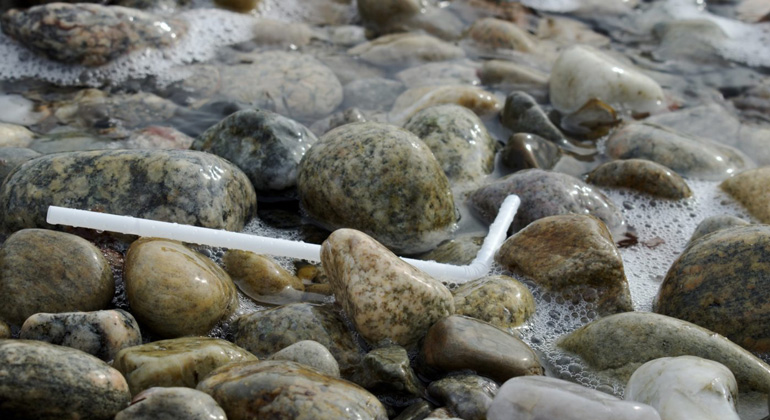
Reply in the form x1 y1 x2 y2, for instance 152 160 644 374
721 167 770 223
348 33 465 67
501 91 566 144
0 147 39 183
500 133 562 172
587 159 692 199
358 345 422 396
115 387 226 420
428 374 498 420
223 250 304 300
389 85 503 125
453 275 536 328
466 17 536 52
268 340 341 378
113 337 257 396
0 229 113 326
689 215 749 243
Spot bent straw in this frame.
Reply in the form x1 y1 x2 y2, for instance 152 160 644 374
46 194 520 282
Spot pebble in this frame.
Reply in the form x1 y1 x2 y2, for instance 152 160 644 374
252 19 312 47
348 33 465 67
321 228 454 346
559 98 620 139
0 321 9 338
389 85 503 125
466 17 536 52
453 275 535 328
0 229 114 326
721 166 770 223
112 337 257 395
268 340 341 378
223 250 305 302
428 374 498 420
343 77 405 111
396 61 480 88
215 0 260 12
123 126 194 150
115 387 227 420
478 60 549 91
19 309 141 361
298 122 457 254
394 400 435 420
500 91 566 144
653 20 727 64
689 215 749 243
0 122 34 147
310 107 368 136
356 0 422 31
500 133 562 172
358 345 422 396
415 234 483 266
124 238 238 338
586 159 693 199
0 147 39 183
0 339 131 420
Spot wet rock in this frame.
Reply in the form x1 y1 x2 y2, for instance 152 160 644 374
268 340 340 378
327 25 367 47
358 345 422 395
557 312 770 393
501 91 566 144
343 77 405 111
124 238 238 338
415 235 483 266
549 45 666 115
29 127 116 153
0 321 9 339
500 133 562 172
586 159 693 199
322 228 454 346
252 18 312 47
349 33 465 68
689 215 749 243
653 20 728 64
405 104 496 186
469 168 624 234
466 17 536 52
478 60 549 91
721 167 770 223
310 107 368 137
0 122 34 147
390 85 503 125
535 16 610 47
453 275 536 328
357 0 423 30
560 98 621 139
0 229 113 326
420 315 543 383
113 337 257 395
123 126 193 150
19 309 141 361
223 250 304 302
426 407 459 418
298 122 456 254
198 360 388 420
626 356 740 420
0 149 257 233
192 108 318 192
0 146 39 183
115 387 227 420
0 3 186 66
396 61 480 88
216 0 260 13
0 339 130 420
394 400 435 420
428 374 498 420
487 376 661 420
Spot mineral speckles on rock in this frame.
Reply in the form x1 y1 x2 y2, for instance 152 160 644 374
115 387 227 420
452 275 536 329
0 3 187 66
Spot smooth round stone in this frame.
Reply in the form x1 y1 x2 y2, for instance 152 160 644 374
124 126 194 150
487 376 661 420
215 0 260 12
197 360 388 420
0 149 257 233
20 310 141 361
721 167 770 223
626 356 740 420
655 225 770 352
466 17 536 52
0 147 39 183
689 215 749 243
396 61 480 89
415 235 483 266
501 91 566 145
358 345 422 396
479 60 549 90
0 123 34 148
348 33 465 67
0 229 114 326
549 45 666 115
420 315 543 383
453 275 536 329
0 321 9 339
223 250 305 300
389 85 503 126
298 122 457 254
252 19 312 47
322 229 455 346
268 340 341 378
501 133 562 172
343 77 405 111
587 159 692 199
557 312 770 393
115 387 226 420
428 374 498 420
124 238 238 338
0 339 130 420
113 337 257 396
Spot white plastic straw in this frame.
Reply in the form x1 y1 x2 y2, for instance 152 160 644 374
46 194 520 282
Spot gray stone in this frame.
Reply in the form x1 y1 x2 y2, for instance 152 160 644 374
453 275 536 328
501 91 565 144
115 387 227 420
587 159 692 199
343 77 405 111
269 340 341 378
396 61 480 89
428 374 498 420
689 215 749 243
721 167 770 223
500 133 562 172
348 33 465 67
0 147 39 183
359 345 422 395
0 123 34 148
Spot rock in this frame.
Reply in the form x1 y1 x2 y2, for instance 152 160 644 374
0 321 9 339
500 133 562 172
269 340 341 378
215 0 260 13
689 215 749 243
389 85 503 125
343 77 405 111
233 303 362 379
468 169 624 234
223 250 304 302
113 337 257 395
0 339 130 420
348 33 465 67
0 149 257 233
192 109 318 192
478 60 549 91
626 356 740 420
415 235 483 266
197 360 388 420
115 387 227 420
420 315 543 383
557 312 770 393
487 376 661 420
466 17 536 52
298 122 457 254
327 25 367 47
559 98 621 139
310 107 368 137
358 345 422 395
428 374 498 420
426 407 459 418
123 126 194 150
653 20 727 64
721 167 770 223
453 275 536 328
501 91 566 144
0 229 113 326
28 127 116 153
124 238 238 338
322 229 454 346
0 122 34 147
394 400 435 420
404 104 496 186
535 16 610 47
549 45 666 115
0 3 186 66
586 159 693 199
252 18 312 47
606 123 751 181
396 61 480 88
19 310 141 361
357 0 422 30
655 225 770 353
0 147 39 183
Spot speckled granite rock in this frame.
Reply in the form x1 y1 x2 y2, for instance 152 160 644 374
115 387 226 420
415 235 483 266
0 122 34 148
420 315 543 383
20 310 141 361
0 339 130 420
487 376 661 420
233 303 362 379
428 374 498 420
500 133 562 172
626 356 740 420
557 312 770 393
197 360 388 420
467 17 535 52
689 215 749 243
0 229 113 326
298 122 457 254
501 91 566 144
349 33 465 67
0 321 9 339
396 61 480 88
223 250 304 301
124 238 238 338
358 345 422 396
113 337 257 395
269 340 340 378
721 167 770 223
0 149 257 233
0 147 39 183
469 169 624 234
322 229 455 346
405 104 496 187
655 225 770 352
344 77 405 111
390 85 503 125
587 159 692 199
453 275 535 328
0 3 187 66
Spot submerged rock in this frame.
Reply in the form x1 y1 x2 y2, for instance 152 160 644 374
500 133 562 172
358 345 422 396
500 91 566 144
343 77 404 111
586 159 693 199
452 275 536 328
396 61 480 88
223 250 305 301
466 17 536 52
390 85 503 125
479 60 548 92
721 167 770 223
428 374 498 420
115 387 227 420
349 33 465 67
0 147 39 183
